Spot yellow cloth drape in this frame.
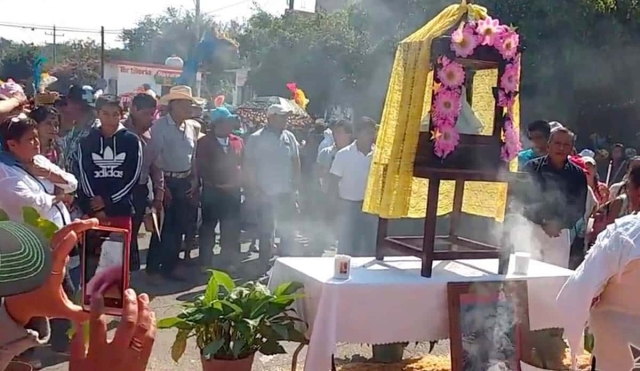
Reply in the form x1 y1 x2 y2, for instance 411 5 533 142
363 1 520 221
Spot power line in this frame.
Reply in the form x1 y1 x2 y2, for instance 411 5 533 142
203 0 254 15
0 22 121 34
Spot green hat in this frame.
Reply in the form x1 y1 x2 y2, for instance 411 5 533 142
0 221 52 297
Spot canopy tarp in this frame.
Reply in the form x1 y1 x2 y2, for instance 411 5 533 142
363 0 520 221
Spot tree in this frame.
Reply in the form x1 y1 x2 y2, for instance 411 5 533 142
0 43 39 83
237 7 380 116
119 7 240 98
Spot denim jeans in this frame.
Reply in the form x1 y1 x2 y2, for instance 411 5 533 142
159 177 193 275
199 186 241 266
130 184 150 271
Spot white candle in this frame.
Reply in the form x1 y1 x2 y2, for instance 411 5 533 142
513 252 531 275
333 255 351 279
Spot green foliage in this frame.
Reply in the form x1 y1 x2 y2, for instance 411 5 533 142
0 43 39 83
158 270 307 362
22 207 59 240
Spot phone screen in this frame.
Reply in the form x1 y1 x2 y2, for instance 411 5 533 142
83 229 127 310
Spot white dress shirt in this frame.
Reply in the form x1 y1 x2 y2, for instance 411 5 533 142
329 141 373 202
0 154 77 228
556 213 640 358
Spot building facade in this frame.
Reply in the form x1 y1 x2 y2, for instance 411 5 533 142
104 60 202 98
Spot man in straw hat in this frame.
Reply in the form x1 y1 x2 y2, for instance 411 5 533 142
147 85 202 281
244 103 301 266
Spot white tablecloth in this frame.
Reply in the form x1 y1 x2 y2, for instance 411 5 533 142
268 256 572 371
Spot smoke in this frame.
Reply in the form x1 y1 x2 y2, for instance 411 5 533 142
460 284 522 370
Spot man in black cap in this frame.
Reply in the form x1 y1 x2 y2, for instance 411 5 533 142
59 84 98 179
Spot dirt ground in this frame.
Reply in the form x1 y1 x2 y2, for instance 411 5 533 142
36 233 449 370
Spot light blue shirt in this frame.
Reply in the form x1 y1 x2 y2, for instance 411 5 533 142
245 127 299 196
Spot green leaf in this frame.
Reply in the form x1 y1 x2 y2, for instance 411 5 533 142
287 328 308 343
203 272 220 304
171 329 189 362
212 270 236 292
259 340 286 355
0 209 9 221
22 207 59 239
231 339 246 359
271 323 289 339
219 300 243 314
158 317 191 329
22 206 40 225
202 338 225 359
273 281 303 297
271 293 305 304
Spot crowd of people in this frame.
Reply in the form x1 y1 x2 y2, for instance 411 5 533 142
0 80 379 369
4 76 640 369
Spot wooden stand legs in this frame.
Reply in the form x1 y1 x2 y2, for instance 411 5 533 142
421 178 440 277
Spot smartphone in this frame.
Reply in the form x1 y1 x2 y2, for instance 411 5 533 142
81 226 130 316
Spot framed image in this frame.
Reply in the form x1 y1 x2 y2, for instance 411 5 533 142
448 280 530 371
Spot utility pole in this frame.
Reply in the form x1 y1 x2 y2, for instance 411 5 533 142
44 25 64 64
195 0 201 41
100 26 105 79
289 0 294 10
193 0 201 92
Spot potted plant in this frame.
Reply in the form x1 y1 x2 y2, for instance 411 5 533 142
159 270 307 371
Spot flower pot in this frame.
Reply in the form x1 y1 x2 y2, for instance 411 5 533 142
5 361 33 371
201 353 255 371
371 343 408 364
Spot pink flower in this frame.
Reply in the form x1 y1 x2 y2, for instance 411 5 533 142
438 55 452 66
434 126 460 158
432 89 461 119
498 90 514 108
500 63 519 92
476 17 502 46
437 61 465 88
500 123 522 161
451 26 478 58
495 31 520 60
433 115 455 128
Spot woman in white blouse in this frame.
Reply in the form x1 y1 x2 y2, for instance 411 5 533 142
0 114 77 227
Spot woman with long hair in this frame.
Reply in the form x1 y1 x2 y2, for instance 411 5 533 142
30 105 64 168
609 156 640 201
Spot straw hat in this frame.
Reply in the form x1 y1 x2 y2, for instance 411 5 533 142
158 85 198 105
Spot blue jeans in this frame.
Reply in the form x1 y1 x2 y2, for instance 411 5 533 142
337 199 377 257
159 177 194 275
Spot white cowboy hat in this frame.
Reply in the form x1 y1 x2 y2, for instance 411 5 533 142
194 97 207 108
158 85 198 105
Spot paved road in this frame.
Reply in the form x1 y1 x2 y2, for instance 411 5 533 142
35 233 449 370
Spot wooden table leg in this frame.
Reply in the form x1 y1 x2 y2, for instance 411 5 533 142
331 354 336 371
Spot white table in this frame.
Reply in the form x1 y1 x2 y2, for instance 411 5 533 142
268 256 573 371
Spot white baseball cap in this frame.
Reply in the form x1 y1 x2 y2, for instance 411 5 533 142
267 104 292 116
579 149 595 158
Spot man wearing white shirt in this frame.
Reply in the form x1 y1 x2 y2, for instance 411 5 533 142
330 116 377 256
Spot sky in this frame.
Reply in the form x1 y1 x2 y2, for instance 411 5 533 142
0 0 317 48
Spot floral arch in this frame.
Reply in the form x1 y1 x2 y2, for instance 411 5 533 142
430 16 522 161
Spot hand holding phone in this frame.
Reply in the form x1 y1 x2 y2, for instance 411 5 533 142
82 226 130 316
